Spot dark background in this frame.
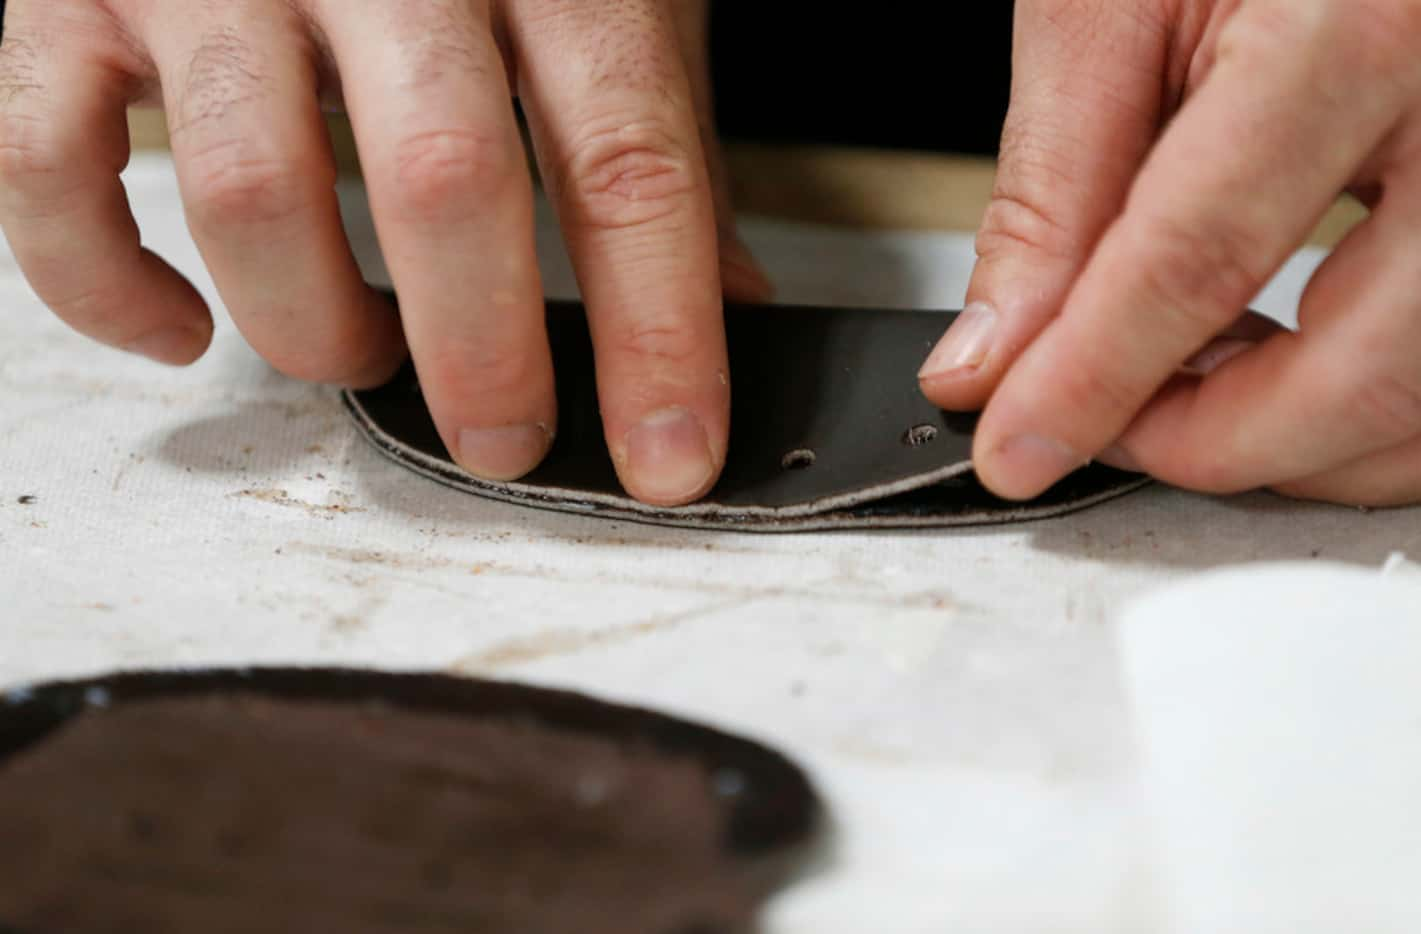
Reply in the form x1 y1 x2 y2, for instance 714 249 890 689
0 3 1016 156
710 6 1014 156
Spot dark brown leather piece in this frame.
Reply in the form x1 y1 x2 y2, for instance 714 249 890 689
0 668 820 933
345 300 1148 531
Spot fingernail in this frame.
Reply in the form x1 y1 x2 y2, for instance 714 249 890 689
1097 443 1143 474
1182 338 1254 377
918 302 998 381
457 423 552 482
622 407 715 505
123 326 206 366
987 433 1088 499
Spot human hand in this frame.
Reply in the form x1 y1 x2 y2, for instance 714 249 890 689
919 0 1421 507
0 0 770 505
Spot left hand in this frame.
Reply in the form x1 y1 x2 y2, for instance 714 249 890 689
0 0 768 507
918 0 1421 507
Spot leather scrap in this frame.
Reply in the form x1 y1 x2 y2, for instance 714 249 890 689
344 300 1148 532
0 668 821 931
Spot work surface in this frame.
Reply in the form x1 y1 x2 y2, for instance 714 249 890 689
3 155 1419 931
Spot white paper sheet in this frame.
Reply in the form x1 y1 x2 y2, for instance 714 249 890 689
1120 563 1421 933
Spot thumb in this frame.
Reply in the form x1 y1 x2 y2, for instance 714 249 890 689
919 0 1171 410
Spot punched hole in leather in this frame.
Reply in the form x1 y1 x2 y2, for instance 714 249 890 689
344 298 1149 532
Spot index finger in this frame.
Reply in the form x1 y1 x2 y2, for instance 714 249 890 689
0 14 212 364
972 3 1411 499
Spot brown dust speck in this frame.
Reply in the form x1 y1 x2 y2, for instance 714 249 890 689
229 488 366 519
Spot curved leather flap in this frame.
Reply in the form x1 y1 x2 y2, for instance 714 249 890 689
345 300 1147 531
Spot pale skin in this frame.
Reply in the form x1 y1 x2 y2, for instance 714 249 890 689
0 0 770 508
921 0 1421 508
4 1 1421 509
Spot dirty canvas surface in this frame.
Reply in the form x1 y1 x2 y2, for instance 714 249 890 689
2 155 1419 932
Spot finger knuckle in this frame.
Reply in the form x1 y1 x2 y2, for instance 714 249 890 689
1217 1 1326 64
386 128 518 223
423 341 546 404
1344 1 1421 81
0 113 62 193
1345 371 1421 443
562 120 698 232
983 63 1160 265
1048 361 1141 427
1130 213 1270 337
610 316 704 371
43 280 119 336
976 189 1076 265
1221 1 1418 88
185 144 313 228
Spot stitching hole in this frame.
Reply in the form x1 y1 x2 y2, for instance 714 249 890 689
781 449 816 470
902 424 939 447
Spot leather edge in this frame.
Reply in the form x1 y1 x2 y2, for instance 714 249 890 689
343 390 1151 532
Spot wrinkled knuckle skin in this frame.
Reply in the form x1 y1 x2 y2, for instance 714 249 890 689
978 111 1086 259
975 192 1076 266
184 145 313 229
564 121 697 232
0 113 62 196
42 282 120 337
1047 362 1141 431
1347 372 1421 444
385 129 518 224
422 343 547 410
612 317 706 373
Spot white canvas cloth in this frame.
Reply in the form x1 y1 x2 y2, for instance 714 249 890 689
2 154 1418 931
